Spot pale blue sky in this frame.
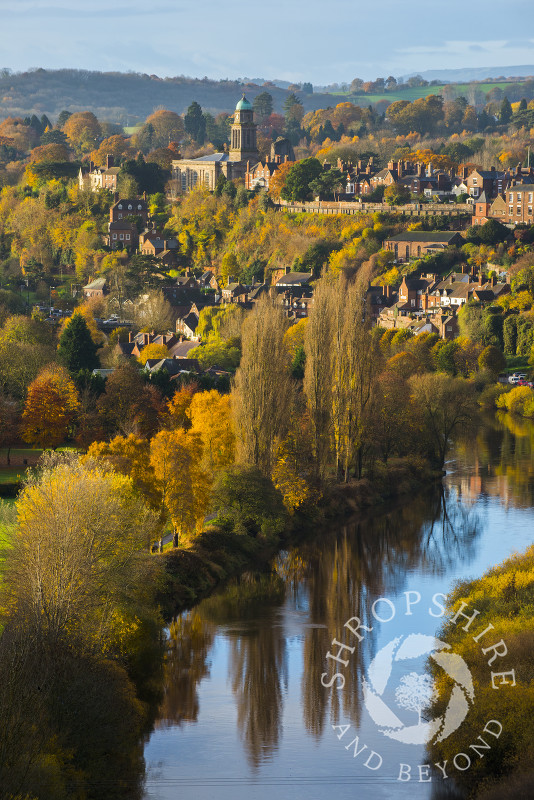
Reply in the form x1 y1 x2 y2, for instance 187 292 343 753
1 0 533 83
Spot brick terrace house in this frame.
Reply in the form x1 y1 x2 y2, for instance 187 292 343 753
384 231 464 262
505 184 534 225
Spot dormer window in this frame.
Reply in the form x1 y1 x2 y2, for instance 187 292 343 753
118 204 123 209
128 205 132 210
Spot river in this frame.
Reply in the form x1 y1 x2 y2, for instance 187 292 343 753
143 413 534 800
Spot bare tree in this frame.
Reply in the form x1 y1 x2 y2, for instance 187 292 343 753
132 289 174 332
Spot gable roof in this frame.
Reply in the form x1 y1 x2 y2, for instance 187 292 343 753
276 272 313 287
387 232 462 243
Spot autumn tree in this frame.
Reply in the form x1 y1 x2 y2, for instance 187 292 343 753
166 383 197 429
150 429 210 543
57 311 100 373
232 296 294 475
188 390 235 472
97 361 163 437
138 343 169 365
21 364 80 449
63 112 102 152
87 434 161 513
144 110 185 148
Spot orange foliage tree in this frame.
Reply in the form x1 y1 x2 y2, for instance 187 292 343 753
21 364 80 448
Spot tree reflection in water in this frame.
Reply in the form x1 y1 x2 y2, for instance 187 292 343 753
159 482 482 769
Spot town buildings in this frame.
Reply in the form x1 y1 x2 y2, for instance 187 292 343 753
171 95 259 192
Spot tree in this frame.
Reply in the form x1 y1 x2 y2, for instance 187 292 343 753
478 345 506 376
87 434 161 513
21 364 80 449
144 110 184 148
309 167 345 200
395 672 438 725
0 392 19 465
188 390 235 472
150 429 210 543
253 92 273 123
232 296 294 475
133 289 174 331
9 451 158 646
409 373 477 468
57 312 100 374
63 111 101 151
384 182 411 205
138 343 169 365
211 465 286 536
184 101 206 144
499 96 513 124
281 158 323 202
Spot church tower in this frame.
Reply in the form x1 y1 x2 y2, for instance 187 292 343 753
229 94 258 163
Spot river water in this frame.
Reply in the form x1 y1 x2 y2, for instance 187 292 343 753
143 414 534 800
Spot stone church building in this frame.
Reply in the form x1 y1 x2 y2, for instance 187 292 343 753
171 95 259 192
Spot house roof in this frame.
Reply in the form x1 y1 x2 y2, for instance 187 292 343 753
387 232 462 243
146 358 200 375
249 283 267 300
83 277 107 290
276 272 313 287
168 340 199 357
509 183 534 193
191 153 230 162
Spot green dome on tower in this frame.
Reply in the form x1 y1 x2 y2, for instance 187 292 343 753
236 94 252 111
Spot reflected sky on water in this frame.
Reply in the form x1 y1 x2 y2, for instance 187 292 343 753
144 416 534 800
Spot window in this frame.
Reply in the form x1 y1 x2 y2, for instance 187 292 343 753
472 178 478 185
126 234 130 240
411 299 415 307
118 204 123 209
128 204 132 210
181 172 187 191
119 234 124 240
112 233 117 239
118 213 122 219
138 204 142 209
509 193 513 202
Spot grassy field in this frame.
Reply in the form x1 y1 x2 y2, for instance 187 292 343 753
331 81 525 105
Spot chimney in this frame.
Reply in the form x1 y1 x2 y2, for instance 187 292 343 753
143 333 149 345
285 265 291 274
397 161 403 178
89 160 94 172
491 165 496 173
114 191 119 203
106 154 114 169
129 332 134 343
478 271 483 286
491 275 497 286
461 166 469 180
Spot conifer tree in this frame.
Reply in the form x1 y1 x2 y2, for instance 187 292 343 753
58 312 99 374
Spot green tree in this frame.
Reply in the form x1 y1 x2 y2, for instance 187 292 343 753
211 465 286 537
253 92 273 122
58 312 100 374
499 96 513 124
478 345 506 376
281 158 323 202
184 101 206 144
384 182 411 205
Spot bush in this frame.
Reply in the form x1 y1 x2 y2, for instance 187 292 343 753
496 385 534 415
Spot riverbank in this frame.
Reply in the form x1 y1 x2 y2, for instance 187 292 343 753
158 454 440 619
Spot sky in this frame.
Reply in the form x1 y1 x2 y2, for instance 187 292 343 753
1 0 533 84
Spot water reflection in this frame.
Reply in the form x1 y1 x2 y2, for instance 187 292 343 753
157 482 483 770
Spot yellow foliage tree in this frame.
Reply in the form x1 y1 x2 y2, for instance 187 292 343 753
188 390 235 472
166 384 197 429
149 429 210 542
138 343 169 365
21 363 80 448
283 319 308 359
87 434 162 513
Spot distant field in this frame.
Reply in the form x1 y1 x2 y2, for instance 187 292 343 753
0 448 43 485
331 81 525 105
124 125 143 135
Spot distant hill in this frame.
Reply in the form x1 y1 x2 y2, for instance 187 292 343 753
401 65 534 83
0 69 337 124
